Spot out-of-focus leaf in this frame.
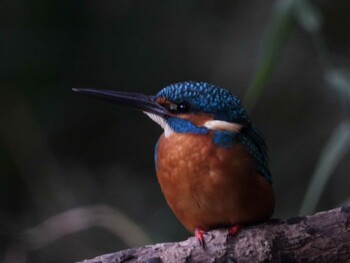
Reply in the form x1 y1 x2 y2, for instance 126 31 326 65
24 205 153 249
326 69 350 101
295 0 322 33
299 121 350 215
244 0 296 111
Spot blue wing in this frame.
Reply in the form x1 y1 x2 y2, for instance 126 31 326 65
238 126 272 183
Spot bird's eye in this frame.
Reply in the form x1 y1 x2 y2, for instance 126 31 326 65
164 101 190 114
177 102 189 113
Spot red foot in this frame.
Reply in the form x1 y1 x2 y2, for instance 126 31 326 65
228 224 241 235
195 228 206 248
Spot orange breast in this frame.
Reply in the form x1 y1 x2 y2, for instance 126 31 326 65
156 132 275 233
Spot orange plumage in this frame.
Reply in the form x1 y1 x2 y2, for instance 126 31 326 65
156 132 275 233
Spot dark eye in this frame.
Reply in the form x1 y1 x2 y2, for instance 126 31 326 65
177 102 189 113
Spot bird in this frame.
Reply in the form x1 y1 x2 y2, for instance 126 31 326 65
73 81 275 246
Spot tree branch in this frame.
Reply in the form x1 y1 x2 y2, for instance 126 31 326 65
79 206 350 263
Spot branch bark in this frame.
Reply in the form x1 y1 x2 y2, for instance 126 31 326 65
79 206 350 263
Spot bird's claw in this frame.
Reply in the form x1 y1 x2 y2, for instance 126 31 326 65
228 224 240 235
226 224 241 243
195 228 207 248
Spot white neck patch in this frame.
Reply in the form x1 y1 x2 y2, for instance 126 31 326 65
144 112 241 136
144 112 173 138
203 120 242 132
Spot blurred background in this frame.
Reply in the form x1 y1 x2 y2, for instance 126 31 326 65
1 0 350 262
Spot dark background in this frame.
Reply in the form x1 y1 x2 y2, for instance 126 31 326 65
1 1 350 262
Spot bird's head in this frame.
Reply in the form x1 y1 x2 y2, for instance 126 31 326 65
73 81 250 137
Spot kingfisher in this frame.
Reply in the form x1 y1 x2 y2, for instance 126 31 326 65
73 81 275 246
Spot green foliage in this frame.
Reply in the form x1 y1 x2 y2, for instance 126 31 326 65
244 0 350 215
244 0 296 110
299 121 350 215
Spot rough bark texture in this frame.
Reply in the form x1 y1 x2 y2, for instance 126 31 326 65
79 206 350 263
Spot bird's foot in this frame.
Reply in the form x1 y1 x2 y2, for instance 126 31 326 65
195 228 207 248
226 224 241 242
228 224 240 235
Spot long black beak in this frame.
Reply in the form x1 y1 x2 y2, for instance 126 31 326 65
72 88 169 117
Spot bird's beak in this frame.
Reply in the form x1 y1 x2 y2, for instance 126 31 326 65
72 88 169 117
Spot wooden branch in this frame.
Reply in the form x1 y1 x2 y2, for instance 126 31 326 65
79 206 350 263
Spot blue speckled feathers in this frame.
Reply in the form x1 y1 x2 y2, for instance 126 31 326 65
238 127 271 183
156 81 249 124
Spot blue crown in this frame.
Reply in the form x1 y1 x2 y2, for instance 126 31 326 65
155 81 249 124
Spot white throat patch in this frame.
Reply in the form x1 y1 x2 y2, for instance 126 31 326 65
144 112 174 137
